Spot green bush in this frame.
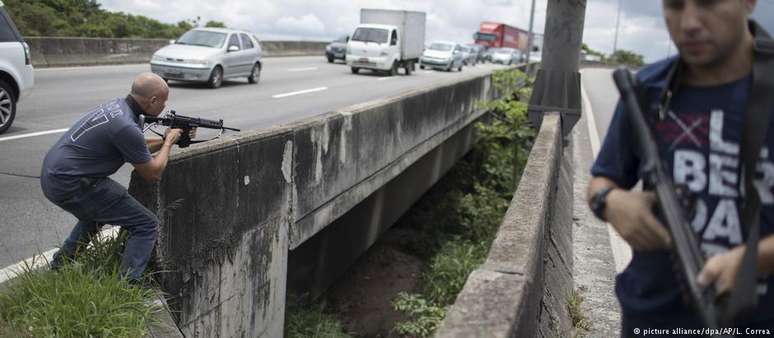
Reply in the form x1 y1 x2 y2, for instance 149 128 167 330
393 68 535 336
393 292 446 337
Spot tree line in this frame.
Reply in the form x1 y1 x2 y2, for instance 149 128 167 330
4 0 226 39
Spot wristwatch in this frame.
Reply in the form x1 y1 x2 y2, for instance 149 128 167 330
590 187 615 221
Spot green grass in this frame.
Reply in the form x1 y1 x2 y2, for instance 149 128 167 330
284 296 352 338
0 231 160 338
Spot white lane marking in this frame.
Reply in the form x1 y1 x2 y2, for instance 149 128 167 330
272 87 328 99
582 81 632 273
0 128 68 142
0 227 120 285
287 67 318 72
378 76 397 81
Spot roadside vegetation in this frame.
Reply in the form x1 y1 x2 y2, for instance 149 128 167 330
283 68 535 337
0 232 160 338
4 0 225 39
390 68 535 337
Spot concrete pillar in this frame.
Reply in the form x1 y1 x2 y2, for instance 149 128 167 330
528 0 587 136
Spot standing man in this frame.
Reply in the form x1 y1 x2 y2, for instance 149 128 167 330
41 72 182 282
588 0 774 335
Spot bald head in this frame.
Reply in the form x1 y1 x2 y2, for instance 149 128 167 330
130 72 168 99
130 72 169 115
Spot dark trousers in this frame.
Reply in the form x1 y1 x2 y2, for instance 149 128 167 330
48 177 159 281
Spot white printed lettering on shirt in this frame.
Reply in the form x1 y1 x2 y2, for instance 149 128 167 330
703 199 743 244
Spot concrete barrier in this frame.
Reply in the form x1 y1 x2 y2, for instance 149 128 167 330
129 69 499 336
435 113 575 337
25 37 328 68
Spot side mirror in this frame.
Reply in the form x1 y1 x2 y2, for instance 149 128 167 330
228 45 240 52
346 36 350 42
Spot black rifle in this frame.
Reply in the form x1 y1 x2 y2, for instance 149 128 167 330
613 68 723 329
141 110 240 148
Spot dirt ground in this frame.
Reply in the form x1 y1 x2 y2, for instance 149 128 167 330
325 228 425 338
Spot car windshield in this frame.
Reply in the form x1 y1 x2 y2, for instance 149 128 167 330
429 43 453 51
176 30 227 48
352 28 389 43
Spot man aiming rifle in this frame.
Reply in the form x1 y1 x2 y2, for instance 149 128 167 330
42 72 184 282
587 0 774 335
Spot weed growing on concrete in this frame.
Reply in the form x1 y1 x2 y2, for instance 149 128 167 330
285 295 352 338
0 232 159 337
392 68 535 337
567 288 592 336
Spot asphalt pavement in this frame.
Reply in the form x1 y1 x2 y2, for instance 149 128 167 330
0 56 508 268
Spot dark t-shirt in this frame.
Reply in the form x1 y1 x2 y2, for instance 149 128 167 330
592 58 774 323
40 98 152 201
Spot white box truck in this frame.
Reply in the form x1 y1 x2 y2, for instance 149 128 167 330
346 9 426 76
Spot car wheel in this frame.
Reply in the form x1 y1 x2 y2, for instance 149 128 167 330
208 66 223 88
351 67 360 74
405 62 412 75
458 65 463 72
248 63 261 84
327 56 334 63
0 80 16 134
420 64 425 70
389 62 398 76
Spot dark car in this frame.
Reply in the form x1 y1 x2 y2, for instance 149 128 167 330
326 35 349 63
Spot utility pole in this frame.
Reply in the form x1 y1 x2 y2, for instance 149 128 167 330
612 0 622 54
527 0 587 136
525 0 537 65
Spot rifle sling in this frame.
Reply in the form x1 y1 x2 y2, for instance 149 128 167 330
725 21 774 323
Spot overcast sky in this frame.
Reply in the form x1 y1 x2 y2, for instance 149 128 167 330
99 0 773 63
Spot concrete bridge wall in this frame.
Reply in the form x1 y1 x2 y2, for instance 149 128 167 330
129 70 499 337
436 113 575 337
25 37 328 68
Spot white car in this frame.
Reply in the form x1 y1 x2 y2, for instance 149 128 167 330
151 28 262 89
490 48 521 65
419 41 464 72
0 2 34 134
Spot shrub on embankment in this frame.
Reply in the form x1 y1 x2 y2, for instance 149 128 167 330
283 68 534 338
391 68 535 337
0 232 159 338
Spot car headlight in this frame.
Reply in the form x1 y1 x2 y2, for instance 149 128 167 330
185 59 210 65
151 55 165 62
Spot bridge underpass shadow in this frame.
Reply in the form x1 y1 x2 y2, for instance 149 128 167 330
287 120 477 299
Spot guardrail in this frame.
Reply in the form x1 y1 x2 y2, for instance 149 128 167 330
25 37 329 68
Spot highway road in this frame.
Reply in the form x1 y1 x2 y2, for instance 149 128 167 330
581 67 633 273
0 56 509 268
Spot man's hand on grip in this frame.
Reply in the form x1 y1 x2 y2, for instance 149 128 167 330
606 190 673 251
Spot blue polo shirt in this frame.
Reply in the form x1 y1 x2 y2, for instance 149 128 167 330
591 57 774 324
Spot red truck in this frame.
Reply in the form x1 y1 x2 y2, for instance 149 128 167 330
473 22 529 51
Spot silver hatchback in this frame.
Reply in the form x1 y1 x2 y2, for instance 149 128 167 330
151 28 262 89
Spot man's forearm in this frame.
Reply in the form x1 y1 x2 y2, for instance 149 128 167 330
147 138 164 153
